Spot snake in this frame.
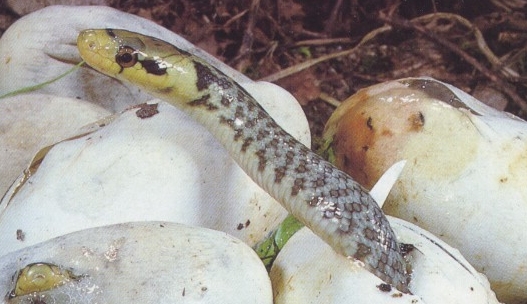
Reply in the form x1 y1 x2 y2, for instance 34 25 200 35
8 262 81 299
77 29 411 292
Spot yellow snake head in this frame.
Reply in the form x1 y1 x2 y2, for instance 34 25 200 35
8 262 81 298
78 29 201 102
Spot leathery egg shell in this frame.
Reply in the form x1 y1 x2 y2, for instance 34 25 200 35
0 99 308 256
322 77 527 303
0 94 110 198
0 221 272 303
271 217 501 304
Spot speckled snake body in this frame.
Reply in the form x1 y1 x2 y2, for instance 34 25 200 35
77 29 410 292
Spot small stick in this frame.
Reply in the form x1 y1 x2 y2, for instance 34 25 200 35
378 13 527 113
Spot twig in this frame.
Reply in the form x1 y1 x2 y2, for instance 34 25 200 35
318 92 342 107
231 0 260 69
378 13 527 113
223 9 248 28
413 13 518 78
324 0 343 34
294 37 355 47
501 45 527 73
259 25 392 82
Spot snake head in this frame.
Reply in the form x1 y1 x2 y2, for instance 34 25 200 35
78 29 201 102
7 262 83 299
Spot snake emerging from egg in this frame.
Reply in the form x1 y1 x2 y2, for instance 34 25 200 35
75 28 411 292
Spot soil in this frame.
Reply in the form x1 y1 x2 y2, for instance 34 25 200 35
1 0 527 150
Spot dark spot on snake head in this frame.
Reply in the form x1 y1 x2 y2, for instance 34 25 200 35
141 59 167 76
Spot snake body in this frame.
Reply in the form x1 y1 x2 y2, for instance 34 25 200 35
77 29 410 292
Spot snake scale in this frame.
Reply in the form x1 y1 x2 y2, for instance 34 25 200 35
77 29 411 292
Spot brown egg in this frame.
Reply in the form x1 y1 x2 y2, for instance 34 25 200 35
322 77 527 303
324 79 479 189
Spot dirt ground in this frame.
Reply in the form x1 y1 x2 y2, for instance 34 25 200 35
1 0 527 150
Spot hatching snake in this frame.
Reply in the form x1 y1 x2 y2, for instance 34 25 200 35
77 29 411 292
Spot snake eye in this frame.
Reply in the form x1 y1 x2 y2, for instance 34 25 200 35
116 46 138 68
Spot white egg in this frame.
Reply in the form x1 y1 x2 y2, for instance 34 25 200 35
0 101 294 255
271 217 501 304
0 94 110 197
0 221 272 303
